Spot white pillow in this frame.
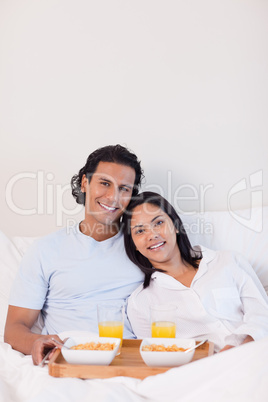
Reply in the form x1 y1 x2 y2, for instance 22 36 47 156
0 232 37 342
0 232 22 341
11 235 39 256
182 206 268 295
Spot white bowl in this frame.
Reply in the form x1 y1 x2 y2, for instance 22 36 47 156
61 336 120 365
140 338 196 367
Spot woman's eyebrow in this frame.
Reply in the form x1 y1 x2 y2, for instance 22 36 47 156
151 215 163 223
131 224 144 230
131 215 163 230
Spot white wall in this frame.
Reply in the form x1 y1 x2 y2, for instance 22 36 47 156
0 0 267 237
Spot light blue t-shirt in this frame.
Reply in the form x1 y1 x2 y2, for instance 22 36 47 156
9 224 144 338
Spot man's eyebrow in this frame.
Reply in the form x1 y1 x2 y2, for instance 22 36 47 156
98 176 112 182
98 177 133 189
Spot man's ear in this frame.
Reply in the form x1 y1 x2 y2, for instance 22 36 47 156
81 174 88 192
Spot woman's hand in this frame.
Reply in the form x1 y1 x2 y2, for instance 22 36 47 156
219 335 254 353
241 335 254 344
31 334 63 365
219 344 234 352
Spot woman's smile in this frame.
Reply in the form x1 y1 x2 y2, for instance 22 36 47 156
147 241 166 250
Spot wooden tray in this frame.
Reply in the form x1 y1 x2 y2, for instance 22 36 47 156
49 339 214 380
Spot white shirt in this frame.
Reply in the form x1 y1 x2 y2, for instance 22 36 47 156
127 246 268 352
9 224 144 338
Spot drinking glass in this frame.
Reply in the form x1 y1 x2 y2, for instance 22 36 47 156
97 303 124 355
150 305 177 338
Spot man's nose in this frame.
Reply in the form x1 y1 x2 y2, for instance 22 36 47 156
106 186 119 203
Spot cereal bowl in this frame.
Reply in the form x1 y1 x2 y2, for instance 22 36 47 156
140 338 196 367
61 336 120 365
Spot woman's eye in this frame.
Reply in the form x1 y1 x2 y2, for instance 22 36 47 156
135 229 144 235
155 220 163 227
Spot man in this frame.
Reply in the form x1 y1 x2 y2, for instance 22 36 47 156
4 144 144 365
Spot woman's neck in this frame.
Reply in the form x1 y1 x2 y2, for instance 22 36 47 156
153 255 200 288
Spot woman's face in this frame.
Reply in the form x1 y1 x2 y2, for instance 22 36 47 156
130 203 180 266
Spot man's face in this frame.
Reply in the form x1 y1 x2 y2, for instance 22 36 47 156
81 161 136 229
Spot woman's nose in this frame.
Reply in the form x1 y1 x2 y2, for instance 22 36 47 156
148 228 159 240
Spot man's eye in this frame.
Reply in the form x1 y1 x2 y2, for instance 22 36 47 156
101 182 109 186
120 187 130 192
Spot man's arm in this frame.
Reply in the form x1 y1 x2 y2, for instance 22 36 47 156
4 305 41 354
4 305 63 365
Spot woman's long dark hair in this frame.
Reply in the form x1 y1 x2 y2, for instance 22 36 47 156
123 191 202 288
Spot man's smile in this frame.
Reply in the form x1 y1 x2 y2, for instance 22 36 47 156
98 201 118 212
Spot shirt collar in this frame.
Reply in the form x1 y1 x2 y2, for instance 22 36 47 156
191 245 217 282
151 245 217 288
75 222 122 246
192 245 217 264
151 271 185 289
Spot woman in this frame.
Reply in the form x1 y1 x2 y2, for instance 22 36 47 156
123 192 268 352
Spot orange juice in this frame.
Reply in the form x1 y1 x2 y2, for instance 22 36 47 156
151 321 176 338
98 321 124 346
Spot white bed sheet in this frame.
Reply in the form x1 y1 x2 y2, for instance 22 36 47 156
1 335 268 402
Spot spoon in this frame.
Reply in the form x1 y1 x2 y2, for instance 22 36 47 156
38 346 58 367
51 337 70 349
184 339 208 353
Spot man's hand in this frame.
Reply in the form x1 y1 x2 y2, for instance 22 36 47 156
31 334 64 365
4 306 68 365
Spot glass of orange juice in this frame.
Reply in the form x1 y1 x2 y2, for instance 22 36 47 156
150 305 177 338
97 303 124 355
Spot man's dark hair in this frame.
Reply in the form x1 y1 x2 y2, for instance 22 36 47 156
71 144 144 205
123 191 202 288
